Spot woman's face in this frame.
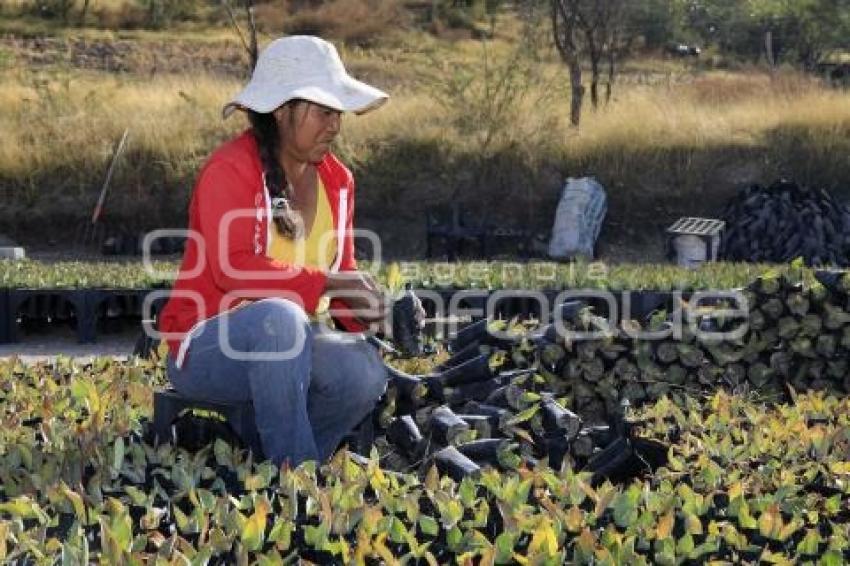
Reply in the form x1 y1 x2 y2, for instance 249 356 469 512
275 101 342 164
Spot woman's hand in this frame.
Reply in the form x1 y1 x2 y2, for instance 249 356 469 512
325 271 390 324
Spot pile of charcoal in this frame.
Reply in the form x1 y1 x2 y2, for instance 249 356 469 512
720 179 850 265
373 303 668 483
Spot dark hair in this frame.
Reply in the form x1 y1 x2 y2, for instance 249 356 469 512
248 108 302 239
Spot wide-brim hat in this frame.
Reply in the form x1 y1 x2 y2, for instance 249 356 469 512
222 35 388 119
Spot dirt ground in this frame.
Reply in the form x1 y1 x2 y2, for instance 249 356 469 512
0 325 138 362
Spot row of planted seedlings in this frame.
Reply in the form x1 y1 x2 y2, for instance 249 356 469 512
3 338 850 561
0 257 818 345
0 257 814 344
0 260 175 344
0 259 811 292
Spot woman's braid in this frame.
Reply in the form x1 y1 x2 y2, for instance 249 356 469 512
248 109 303 239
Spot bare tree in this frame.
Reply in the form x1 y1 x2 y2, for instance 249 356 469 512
551 0 584 127
605 1 638 105
552 0 632 124
79 0 91 25
223 0 260 71
605 22 618 104
576 0 626 110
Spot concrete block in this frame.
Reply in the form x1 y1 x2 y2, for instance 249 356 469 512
0 247 25 260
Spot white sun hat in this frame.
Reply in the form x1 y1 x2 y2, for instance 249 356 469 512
222 35 388 119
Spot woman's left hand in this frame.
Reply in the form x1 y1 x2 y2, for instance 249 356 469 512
371 291 426 337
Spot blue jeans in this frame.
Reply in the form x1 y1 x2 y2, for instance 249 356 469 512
165 298 388 467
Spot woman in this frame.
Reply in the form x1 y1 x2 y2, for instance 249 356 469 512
158 36 393 468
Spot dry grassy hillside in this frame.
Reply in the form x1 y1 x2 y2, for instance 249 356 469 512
0 5 848 260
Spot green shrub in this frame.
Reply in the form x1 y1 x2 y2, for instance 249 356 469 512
28 0 75 20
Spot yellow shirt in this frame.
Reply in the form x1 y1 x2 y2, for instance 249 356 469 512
267 178 336 319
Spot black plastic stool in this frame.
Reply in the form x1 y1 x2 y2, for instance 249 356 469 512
152 388 376 459
340 411 375 457
152 389 264 457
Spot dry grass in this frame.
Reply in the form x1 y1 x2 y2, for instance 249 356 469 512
287 0 406 45
0 71 241 181
566 71 850 158
1 57 847 181
0 30 848 250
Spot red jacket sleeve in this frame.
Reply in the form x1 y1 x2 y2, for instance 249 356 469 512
329 177 369 333
195 160 328 313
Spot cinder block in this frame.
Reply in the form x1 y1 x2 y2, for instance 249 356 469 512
0 247 25 260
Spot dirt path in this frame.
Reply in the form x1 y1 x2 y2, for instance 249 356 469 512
0 326 138 363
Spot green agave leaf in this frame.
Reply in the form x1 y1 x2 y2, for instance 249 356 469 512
612 484 641 529
759 548 793 564
268 519 294 552
494 530 517 562
213 439 232 467
446 525 463 553
60 483 88 524
387 516 408 545
675 532 695 556
684 512 703 536
459 477 477 509
0 496 48 523
737 502 758 530
819 549 845 566
419 515 440 537
402 493 420 525
130 533 148 554
60 537 90 566
528 517 560 557
208 527 233 554
173 504 199 535
687 538 719 561
303 522 329 550
824 494 842 516
519 390 541 404
195 489 216 512
241 508 267 553
827 522 849 552
123 485 147 507
438 496 464 530
796 528 822 556
99 515 131 560
323 537 351 562
653 537 676 566
573 528 598 563
244 473 268 491
470 499 490 529
111 437 125 479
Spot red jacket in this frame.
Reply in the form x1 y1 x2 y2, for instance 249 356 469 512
158 130 367 367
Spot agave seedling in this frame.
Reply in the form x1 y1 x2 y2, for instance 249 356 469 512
426 406 476 447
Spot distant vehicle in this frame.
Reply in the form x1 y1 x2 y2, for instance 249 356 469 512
666 43 701 58
816 62 850 86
